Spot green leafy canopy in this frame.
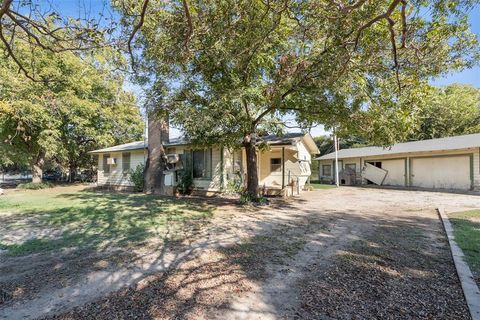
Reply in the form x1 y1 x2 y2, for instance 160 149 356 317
0 40 144 173
117 0 479 147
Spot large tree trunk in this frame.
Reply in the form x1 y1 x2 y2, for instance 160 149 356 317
31 151 45 183
243 134 259 197
69 163 76 183
144 110 169 194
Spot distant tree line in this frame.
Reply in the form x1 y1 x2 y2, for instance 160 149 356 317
315 84 480 155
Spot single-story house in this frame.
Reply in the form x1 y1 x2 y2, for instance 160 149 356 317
89 133 319 194
317 133 480 191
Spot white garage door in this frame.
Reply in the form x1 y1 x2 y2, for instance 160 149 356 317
411 156 471 190
382 159 406 186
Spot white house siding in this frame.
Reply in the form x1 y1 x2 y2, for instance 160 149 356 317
97 150 146 187
318 148 480 191
259 148 283 188
258 141 313 190
223 148 243 186
95 136 316 193
293 141 312 188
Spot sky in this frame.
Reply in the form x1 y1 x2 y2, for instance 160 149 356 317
31 1 480 138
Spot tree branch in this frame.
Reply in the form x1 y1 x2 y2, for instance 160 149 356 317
0 24 36 81
387 17 402 92
127 0 149 68
353 0 402 50
0 0 12 17
181 0 194 49
400 0 407 49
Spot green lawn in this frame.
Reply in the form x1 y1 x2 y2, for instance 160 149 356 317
307 183 337 190
448 209 480 274
0 187 213 256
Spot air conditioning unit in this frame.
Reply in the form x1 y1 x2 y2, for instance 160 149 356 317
166 154 180 164
106 157 117 165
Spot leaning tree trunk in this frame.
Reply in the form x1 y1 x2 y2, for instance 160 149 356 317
31 151 45 183
144 110 169 194
243 134 259 198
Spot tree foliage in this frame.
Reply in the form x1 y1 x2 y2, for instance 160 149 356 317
409 84 480 139
0 42 143 181
117 0 479 196
336 83 480 143
314 135 367 156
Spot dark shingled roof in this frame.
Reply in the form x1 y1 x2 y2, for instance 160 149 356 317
317 133 480 160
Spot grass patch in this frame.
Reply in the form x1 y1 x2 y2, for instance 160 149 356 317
448 209 480 273
306 183 336 190
0 188 213 256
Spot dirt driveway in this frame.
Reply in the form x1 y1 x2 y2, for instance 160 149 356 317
1 187 479 319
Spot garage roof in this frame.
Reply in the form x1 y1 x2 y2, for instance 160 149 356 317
317 133 480 160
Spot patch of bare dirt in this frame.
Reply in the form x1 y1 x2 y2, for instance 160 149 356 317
0 249 134 306
296 211 470 320
2 187 479 319
45 250 255 320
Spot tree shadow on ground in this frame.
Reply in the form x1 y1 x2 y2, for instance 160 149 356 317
37 204 470 320
0 191 215 256
0 189 307 311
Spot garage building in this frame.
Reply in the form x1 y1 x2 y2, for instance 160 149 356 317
317 133 480 191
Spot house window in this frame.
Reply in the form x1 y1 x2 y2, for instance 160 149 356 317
193 149 212 179
322 164 331 176
103 154 110 174
122 152 131 172
345 163 356 172
270 158 281 172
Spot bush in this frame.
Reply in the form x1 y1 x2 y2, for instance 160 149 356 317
177 169 194 195
226 172 244 194
129 164 145 192
239 192 268 205
17 182 53 190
